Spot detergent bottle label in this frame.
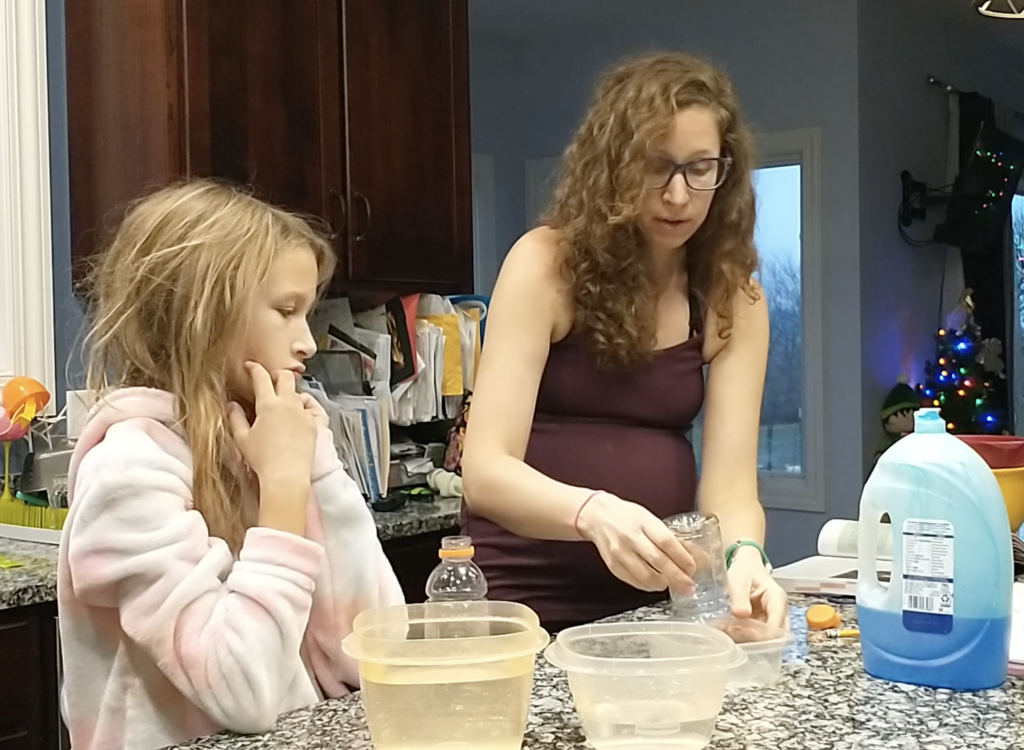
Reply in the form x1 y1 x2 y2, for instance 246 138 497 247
901 519 954 634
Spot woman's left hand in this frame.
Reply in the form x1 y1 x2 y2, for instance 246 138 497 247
725 546 789 629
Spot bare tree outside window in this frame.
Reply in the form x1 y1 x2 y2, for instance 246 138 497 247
1014 196 1024 372
758 253 803 472
753 164 803 474
692 163 804 475
1014 195 1024 255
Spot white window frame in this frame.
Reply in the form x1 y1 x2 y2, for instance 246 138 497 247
0 1 55 401
756 128 825 512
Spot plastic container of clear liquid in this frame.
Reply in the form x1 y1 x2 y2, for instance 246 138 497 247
342 601 547 750
857 407 1013 691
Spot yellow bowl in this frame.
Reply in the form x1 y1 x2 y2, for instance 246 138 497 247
993 466 1024 533
956 436 1024 534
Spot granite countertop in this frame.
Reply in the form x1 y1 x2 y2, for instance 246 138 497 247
371 495 461 541
165 598 1024 750
0 537 59 610
0 496 462 610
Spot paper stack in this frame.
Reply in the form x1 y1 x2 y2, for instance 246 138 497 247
303 294 484 499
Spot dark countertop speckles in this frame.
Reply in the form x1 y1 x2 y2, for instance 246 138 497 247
0 496 462 610
164 598 1024 749
372 496 461 541
0 537 59 610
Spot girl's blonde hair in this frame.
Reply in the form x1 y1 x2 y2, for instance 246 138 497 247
83 179 336 550
545 51 759 368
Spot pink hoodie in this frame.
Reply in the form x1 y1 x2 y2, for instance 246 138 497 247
56 388 403 750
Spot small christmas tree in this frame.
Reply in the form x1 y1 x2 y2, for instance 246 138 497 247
917 291 1004 434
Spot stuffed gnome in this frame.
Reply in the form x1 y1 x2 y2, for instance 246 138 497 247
874 378 921 463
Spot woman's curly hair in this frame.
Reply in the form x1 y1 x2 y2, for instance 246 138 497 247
544 51 759 368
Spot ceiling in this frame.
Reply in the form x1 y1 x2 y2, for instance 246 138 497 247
951 1 1024 53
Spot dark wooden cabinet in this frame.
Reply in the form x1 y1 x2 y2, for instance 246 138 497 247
64 0 189 266
183 0 346 237
66 0 473 293
0 603 63 750
342 0 472 287
382 527 459 604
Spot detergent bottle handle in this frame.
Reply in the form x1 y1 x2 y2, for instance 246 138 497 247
857 502 889 608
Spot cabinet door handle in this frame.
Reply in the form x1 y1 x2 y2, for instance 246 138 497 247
328 189 347 240
354 192 371 242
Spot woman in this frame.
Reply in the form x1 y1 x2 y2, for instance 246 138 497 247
461 52 788 630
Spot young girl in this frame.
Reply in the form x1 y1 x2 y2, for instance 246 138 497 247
57 180 404 750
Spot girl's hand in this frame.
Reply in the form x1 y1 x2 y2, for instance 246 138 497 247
298 391 330 431
725 545 789 629
228 362 318 485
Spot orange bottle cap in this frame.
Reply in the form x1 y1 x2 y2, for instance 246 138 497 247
439 546 474 559
806 604 842 630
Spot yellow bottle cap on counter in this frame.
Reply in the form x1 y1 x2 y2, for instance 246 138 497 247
806 604 842 630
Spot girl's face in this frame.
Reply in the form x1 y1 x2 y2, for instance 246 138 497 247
636 106 722 257
227 244 320 404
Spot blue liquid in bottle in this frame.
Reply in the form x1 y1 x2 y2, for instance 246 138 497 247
856 408 1012 691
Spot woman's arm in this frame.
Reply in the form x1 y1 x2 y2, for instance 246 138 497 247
461 228 695 593
460 227 592 540
698 282 788 627
699 283 769 546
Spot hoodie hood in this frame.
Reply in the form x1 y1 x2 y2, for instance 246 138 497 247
67 388 183 507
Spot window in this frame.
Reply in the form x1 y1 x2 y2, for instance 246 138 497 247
755 164 803 475
693 128 823 511
1015 194 1024 254
1011 193 1024 433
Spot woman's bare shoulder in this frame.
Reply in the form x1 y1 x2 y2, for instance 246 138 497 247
496 226 573 340
506 226 565 271
703 278 767 361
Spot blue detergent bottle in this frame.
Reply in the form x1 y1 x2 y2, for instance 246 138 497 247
856 407 1013 690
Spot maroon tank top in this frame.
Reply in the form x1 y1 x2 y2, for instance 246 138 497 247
462 301 706 627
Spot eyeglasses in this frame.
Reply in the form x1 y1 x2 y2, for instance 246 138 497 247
643 156 733 191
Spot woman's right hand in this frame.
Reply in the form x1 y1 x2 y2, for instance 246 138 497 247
228 362 317 535
575 492 697 594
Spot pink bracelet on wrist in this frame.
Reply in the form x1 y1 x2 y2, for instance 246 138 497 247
573 490 603 538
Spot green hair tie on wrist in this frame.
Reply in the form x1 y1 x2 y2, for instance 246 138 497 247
725 540 772 572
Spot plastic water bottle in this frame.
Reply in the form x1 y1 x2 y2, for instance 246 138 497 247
425 535 488 602
857 407 1013 691
663 512 731 623
424 536 488 639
